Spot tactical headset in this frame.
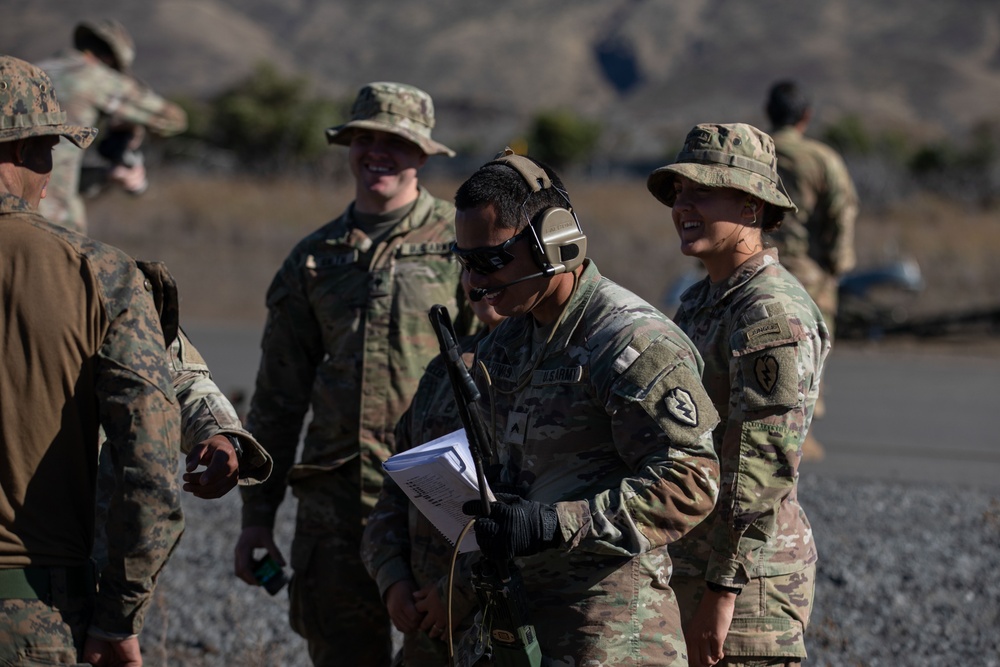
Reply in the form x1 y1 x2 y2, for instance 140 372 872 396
487 149 588 276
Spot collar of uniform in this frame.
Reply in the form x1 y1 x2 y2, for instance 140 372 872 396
534 258 602 355
0 193 35 214
333 186 436 246
771 126 803 144
700 248 780 308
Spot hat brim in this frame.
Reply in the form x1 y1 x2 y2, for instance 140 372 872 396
647 163 796 212
0 124 97 150
325 120 455 157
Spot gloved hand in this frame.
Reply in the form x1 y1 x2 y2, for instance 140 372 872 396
462 493 561 560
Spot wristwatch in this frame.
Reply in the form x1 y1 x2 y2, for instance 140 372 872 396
225 434 244 461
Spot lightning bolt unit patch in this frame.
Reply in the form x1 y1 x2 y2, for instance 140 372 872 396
754 354 779 394
665 387 698 427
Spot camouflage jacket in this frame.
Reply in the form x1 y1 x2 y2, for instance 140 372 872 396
471 260 720 660
672 248 830 587
241 187 470 530
169 330 271 483
130 260 271 482
0 194 183 636
770 126 859 280
360 332 483 630
37 51 188 233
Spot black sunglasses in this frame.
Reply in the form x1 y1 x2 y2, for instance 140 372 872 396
451 226 532 275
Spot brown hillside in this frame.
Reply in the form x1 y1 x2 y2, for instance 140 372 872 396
5 0 1000 159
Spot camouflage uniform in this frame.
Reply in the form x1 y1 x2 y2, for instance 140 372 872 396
138 260 271 483
361 333 484 667
0 55 183 662
648 123 831 663
89 264 272 572
242 192 468 665
470 260 720 665
770 126 859 334
37 20 187 234
670 249 828 661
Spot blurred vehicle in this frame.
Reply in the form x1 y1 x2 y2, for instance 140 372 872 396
662 258 926 340
836 258 924 339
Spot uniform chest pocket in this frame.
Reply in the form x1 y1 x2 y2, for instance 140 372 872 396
392 254 459 314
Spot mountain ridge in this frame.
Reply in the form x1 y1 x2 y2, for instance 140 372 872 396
5 0 1000 159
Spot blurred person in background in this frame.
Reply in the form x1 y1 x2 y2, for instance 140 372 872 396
648 122 831 667
234 81 471 666
765 80 859 460
361 269 504 667
0 54 182 666
37 18 187 234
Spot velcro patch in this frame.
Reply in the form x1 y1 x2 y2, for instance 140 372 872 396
398 242 452 256
754 354 780 394
532 366 583 386
306 250 358 270
504 411 528 445
369 268 392 297
664 387 699 427
612 345 641 374
740 344 799 411
484 360 514 382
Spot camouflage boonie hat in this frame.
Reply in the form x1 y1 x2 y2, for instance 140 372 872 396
0 55 97 148
647 123 795 212
325 81 455 157
74 19 136 74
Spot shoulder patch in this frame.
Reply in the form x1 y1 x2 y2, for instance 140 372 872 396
732 301 804 355
664 387 699 427
753 354 780 394
740 344 799 411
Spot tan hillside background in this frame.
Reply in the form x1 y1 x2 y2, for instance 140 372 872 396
6 0 1000 330
8 0 1000 152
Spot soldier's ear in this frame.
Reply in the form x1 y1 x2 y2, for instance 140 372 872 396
12 139 28 165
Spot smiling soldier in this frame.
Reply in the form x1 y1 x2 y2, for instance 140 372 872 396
234 82 472 666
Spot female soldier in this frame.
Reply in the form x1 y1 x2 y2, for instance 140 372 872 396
647 123 831 667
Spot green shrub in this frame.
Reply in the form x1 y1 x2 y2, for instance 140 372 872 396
821 114 873 155
525 109 602 169
207 63 345 172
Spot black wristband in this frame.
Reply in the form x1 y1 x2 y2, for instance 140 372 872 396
226 434 244 461
706 581 741 595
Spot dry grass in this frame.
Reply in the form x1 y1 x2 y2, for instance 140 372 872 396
87 171 1000 326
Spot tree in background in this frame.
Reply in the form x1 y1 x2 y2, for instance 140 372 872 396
164 63 345 175
526 109 602 169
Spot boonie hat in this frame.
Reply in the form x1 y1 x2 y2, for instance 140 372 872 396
74 19 136 74
647 122 795 212
0 55 97 149
325 82 455 157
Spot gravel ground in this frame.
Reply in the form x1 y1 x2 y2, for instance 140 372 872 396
142 471 1000 666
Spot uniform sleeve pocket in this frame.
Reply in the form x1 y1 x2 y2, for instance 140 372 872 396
737 344 800 411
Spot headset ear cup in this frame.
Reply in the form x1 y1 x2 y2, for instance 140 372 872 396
534 208 587 275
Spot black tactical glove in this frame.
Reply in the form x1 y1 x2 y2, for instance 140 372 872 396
463 492 561 560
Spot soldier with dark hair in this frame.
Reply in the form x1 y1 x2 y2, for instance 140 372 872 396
453 151 720 664
0 54 182 666
765 80 859 459
765 80 858 337
234 82 470 666
38 19 187 234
